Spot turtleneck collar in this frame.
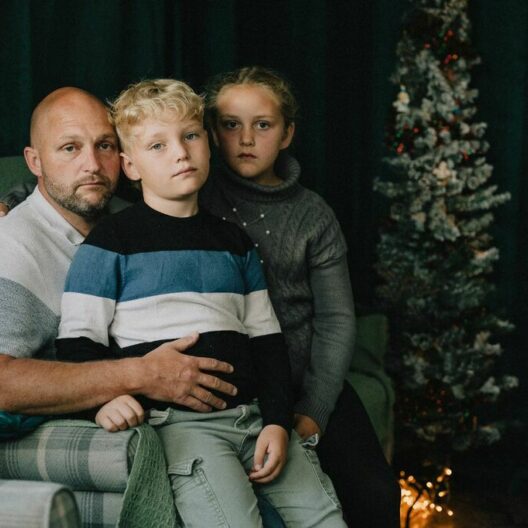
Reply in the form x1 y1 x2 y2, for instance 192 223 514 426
214 152 302 204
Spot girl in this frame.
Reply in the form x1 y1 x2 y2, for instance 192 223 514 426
200 66 401 528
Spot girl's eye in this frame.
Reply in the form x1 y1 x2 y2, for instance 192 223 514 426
150 143 164 151
222 120 239 130
255 121 270 130
185 132 199 141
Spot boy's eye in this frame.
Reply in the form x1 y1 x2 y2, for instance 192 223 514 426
255 121 271 130
221 120 239 130
149 143 164 151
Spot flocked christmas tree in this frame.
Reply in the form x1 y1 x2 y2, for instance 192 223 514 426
375 0 518 464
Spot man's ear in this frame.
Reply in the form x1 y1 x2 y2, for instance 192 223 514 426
23 147 42 178
280 123 295 150
120 153 141 182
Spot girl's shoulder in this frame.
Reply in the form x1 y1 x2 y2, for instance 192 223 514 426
290 185 340 226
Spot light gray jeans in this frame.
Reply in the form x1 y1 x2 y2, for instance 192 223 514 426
151 402 346 528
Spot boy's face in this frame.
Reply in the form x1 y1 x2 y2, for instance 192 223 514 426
212 84 294 186
121 113 210 213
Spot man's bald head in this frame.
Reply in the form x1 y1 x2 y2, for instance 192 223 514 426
29 87 110 149
23 87 120 233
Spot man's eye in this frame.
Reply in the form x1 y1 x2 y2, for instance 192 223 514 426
63 145 76 153
98 142 115 151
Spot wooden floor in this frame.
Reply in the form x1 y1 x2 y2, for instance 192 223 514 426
417 490 528 527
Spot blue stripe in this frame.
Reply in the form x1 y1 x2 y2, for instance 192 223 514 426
64 244 120 299
64 245 268 301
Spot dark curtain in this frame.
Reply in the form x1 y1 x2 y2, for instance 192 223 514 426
1 0 527 416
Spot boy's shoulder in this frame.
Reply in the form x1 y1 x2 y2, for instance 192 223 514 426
201 209 254 255
83 202 143 251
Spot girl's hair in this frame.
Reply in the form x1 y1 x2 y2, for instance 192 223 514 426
110 78 204 151
205 66 298 128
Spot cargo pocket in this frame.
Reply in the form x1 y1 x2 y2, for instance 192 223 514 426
167 457 229 527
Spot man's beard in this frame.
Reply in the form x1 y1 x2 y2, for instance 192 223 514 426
44 174 116 221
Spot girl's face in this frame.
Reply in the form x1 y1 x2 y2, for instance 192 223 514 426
213 84 294 186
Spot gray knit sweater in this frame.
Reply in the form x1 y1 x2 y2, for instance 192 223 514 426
201 154 356 431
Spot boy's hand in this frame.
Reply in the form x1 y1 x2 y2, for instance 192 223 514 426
0 203 9 217
294 413 321 440
95 394 145 432
249 425 289 484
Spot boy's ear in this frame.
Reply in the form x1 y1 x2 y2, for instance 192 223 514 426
23 146 43 178
120 153 141 182
280 123 295 150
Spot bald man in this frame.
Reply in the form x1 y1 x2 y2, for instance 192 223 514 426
0 87 237 432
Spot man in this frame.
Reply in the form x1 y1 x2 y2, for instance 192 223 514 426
0 87 237 425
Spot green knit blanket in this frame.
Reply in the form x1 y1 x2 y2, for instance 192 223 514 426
45 420 177 528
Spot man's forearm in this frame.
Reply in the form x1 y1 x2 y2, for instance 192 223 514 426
0 354 144 414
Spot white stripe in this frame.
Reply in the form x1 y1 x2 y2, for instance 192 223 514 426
59 292 116 346
243 289 281 338
111 291 249 348
59 289 282 350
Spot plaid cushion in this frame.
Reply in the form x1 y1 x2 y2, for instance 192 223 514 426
0 479 80 528
74 491 123 528
0 421 137 492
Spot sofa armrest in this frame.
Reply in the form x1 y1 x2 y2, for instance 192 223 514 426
0 479 80 528
348 314 394 460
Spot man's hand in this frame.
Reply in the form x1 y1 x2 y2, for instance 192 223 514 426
249 425 289 484
95 394 145 432
140 333 237 412
294 413 322 440
0 203 9 217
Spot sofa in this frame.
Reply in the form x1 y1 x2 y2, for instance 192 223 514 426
0 155 394 527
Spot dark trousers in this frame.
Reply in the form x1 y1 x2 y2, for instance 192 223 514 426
317 382 401 527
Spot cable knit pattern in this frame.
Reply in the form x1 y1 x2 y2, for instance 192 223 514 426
201 154 353 430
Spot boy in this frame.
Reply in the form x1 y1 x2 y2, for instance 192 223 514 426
56 79 346 527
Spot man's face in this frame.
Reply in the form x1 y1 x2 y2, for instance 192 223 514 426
31 94 120 219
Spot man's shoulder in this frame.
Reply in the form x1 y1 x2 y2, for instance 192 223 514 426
0 196 40 236
0 199 44 268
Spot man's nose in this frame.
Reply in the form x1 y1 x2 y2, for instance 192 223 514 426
83 147 103 174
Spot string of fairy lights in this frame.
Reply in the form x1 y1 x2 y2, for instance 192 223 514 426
400 466 454 527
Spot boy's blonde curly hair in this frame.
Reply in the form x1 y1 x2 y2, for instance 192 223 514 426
110 79 204 150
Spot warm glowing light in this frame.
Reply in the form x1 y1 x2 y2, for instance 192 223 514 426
399 467 454 528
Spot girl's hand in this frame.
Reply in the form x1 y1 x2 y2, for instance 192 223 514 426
249 425 289 484
294 413 322 440
95 394 145 432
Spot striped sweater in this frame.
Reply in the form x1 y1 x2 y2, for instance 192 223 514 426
56 201 293 430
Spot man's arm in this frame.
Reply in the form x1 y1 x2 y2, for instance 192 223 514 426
0 336 236 415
